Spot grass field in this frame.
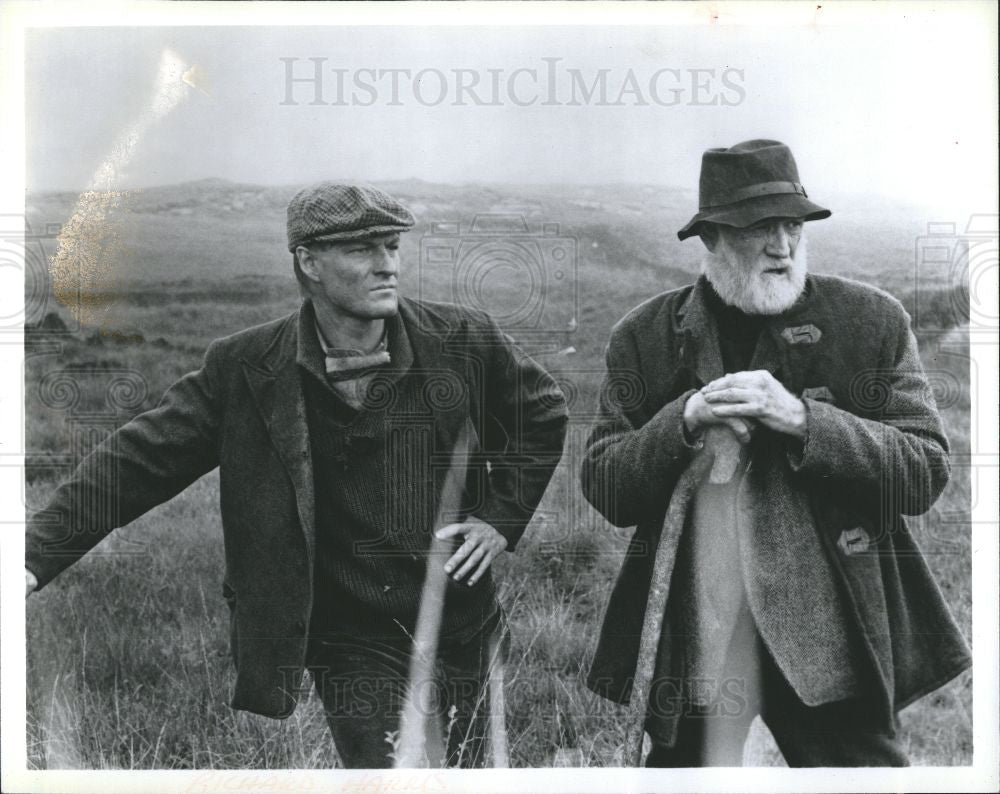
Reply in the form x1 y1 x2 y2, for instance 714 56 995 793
24 181 973 768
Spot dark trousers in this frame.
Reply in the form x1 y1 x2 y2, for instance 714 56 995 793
645 622 908 768
307 611 507 769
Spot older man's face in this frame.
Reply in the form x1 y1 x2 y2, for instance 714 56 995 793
701 218 808 315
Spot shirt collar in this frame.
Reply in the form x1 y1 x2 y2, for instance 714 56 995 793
296 299 413 384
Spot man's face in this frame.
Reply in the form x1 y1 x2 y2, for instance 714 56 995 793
701 218 808 314
299 232 401 320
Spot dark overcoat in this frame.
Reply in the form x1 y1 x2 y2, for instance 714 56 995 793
581 274 971 732
26 297 568 718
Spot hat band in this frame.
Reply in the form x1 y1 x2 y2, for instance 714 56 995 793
701 181 807 209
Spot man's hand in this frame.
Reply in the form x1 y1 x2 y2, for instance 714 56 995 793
26 569 37 598
700 370 807 439
684 390 755 445
435 517 509 586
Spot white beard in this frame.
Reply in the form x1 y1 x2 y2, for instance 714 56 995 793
701 233 808 315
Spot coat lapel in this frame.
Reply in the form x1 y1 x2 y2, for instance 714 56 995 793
755 276 821 392
397 296 456 366
677 276 804 388
677 277 725 387
749 325 787 380
241 307 316 561
396 298 470 451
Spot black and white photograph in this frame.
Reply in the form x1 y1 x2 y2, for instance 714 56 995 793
2 2 997 792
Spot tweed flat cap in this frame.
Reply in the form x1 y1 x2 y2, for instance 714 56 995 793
286 183 416 251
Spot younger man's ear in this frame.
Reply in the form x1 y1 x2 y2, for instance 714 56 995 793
698 223 720 254
295 246 321 283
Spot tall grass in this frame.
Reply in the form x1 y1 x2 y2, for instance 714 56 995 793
25 269 972 768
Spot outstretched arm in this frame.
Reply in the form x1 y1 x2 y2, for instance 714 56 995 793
25 342 224 590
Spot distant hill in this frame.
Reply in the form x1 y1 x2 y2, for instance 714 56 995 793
25 179 959 297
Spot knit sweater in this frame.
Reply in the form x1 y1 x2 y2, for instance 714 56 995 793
702 280 768 372
301 313 498 640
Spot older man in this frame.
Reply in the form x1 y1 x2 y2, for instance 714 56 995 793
581 140 970 766
26 183 568 768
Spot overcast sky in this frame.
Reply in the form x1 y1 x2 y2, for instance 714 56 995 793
25 10 998 219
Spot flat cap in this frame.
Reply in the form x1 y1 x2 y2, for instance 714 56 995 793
286 183 416 251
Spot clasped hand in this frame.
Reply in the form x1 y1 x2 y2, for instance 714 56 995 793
685 369 807 442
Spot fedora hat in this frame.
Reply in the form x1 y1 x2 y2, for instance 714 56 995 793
677 139 831 241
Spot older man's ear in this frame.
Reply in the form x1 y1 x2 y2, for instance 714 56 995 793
697 222 720 253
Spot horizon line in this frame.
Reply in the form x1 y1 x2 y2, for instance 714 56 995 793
25 177 937 210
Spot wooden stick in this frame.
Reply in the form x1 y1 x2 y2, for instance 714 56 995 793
395 426 471 768
487 632 510 768
623 426 738 766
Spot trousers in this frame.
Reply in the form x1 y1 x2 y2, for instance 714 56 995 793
645 605 908 767
307 609 508 769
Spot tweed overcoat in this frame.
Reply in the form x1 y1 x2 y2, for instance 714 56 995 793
26 297 568 718
581 274 971 731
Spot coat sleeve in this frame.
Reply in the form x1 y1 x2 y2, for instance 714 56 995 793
25 341 225 589
579 323 700 529
469 314 569 551
789 307 950 516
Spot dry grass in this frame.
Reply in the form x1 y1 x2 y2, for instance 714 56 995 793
24 190 973 768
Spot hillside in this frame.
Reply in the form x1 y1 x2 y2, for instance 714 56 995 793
26 179 953 292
